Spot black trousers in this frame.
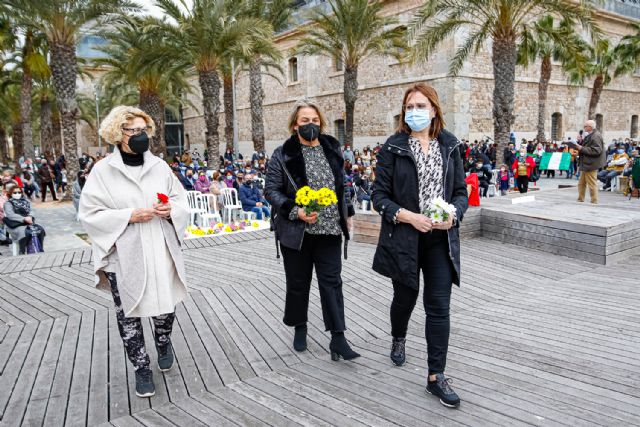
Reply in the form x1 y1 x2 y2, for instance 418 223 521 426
517 176 529 193
40 181 57 202
280 233 345 332
390 230 453 375
105 273 175 371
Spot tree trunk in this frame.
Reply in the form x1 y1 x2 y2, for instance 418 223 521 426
50 41 79 201
40 96 53 157
343 66 358 147
492 34 517 160
198 69 222 170
12 123 23 164
536 55 551 144
20 31 35 160
139 91 166 156
0 124 9 164
587 74 604 120
249 58 265 152
51 111 63 159
20 71 34 160
223 75 234 152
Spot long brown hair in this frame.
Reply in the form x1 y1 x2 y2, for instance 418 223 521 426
396 83 446 139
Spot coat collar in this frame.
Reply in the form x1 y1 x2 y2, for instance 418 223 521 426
107 148 163 184
282 133 343 189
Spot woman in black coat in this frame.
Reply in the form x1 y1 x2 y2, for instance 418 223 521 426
371 83 468 408
265 99 359 361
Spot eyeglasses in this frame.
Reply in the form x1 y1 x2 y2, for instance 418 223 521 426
121 126 151 136
403 103 430 112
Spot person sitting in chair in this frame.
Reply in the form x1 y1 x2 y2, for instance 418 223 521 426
3 185 38 254
239 174 270 220
598 143 629 190
470 159 492 197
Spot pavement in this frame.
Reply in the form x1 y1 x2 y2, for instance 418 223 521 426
0 198 88 257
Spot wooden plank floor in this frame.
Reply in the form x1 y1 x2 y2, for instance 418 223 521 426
0 231 639 426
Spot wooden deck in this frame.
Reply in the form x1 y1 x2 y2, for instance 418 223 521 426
1 230 639 426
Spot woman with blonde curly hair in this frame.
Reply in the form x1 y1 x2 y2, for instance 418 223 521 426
79 106 189 398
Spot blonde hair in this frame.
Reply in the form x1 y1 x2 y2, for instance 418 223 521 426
99 105 156 145
287 99 327 134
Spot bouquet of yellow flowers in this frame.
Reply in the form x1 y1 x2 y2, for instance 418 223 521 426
295 185 338 215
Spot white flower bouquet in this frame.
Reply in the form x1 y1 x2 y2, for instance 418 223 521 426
423 197 457 223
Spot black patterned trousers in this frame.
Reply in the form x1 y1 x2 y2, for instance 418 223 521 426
105 273 175 371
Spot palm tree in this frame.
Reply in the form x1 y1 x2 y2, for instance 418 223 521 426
567 35 638 120
296 0 406 147
153 0 273 169
96 16 192 156
0 70 23 161
410 0 597 158
4 0 139 199
9 30 51 159
242 0 290 152
517 16 587 143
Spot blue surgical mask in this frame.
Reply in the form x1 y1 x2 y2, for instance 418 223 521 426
404 109 432 132
617 149 625 154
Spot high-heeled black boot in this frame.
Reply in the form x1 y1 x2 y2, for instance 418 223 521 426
293 324 307 352
329 331 360 361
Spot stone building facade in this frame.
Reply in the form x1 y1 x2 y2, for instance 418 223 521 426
180 0 640 156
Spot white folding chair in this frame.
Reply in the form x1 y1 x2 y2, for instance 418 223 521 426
199 193 222 227
186 191 203 226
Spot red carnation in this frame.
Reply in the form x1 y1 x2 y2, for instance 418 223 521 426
157 193 169 204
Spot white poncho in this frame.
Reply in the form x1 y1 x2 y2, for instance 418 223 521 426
79 149 189 317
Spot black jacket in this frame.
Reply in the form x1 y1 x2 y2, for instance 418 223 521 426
371 130 469 288
265 133 355 253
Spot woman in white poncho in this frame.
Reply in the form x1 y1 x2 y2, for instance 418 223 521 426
79 106 189 398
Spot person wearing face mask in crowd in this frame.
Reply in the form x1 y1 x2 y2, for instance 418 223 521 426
598 143 630 190
572 120 606 203
233 172 244 191
37 158 58 202
72 163 94 214
222 171 235 188
3 185 41 254
371 83 468 408
497 164 511 196
265 99 359 363
193 171 211 193
184 168 197 190
239 174 270 219
511 145 536 194
354 166 374 210
343 144 355 164
79 106 190 399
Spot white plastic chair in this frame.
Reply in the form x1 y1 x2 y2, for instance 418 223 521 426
220 188 244 223
186 191 203 226
11 241 19 256
199 193 222 227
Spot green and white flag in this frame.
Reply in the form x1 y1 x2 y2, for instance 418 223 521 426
539 152 571 170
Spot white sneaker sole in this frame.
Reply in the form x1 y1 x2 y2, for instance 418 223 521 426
158 364 173 372
135 390 155 398
426 388 460 408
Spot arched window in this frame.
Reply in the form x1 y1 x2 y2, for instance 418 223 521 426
288 57 298 83
595 114 603 132
551 112 563 141
334 119 345 144
631 115 638 139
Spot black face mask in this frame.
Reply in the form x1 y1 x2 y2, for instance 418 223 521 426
128 132 149 154
297 123 320 143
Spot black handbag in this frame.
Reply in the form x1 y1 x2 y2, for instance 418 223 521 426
3 217 25 229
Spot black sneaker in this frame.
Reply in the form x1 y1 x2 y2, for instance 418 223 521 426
390 337 406 366
426 374 460 408
156 340 174 372
135 368 155 398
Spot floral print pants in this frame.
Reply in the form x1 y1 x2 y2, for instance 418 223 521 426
105 272 175 371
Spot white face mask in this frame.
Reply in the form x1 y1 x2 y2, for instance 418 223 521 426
11 193 22 200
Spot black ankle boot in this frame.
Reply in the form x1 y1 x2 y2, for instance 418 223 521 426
293 324 307 352
329 332 360 361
